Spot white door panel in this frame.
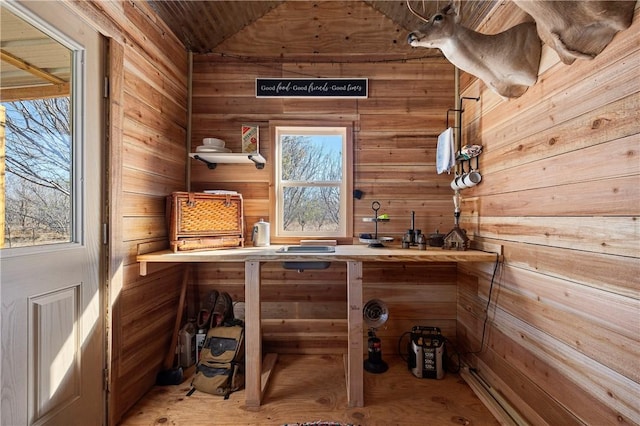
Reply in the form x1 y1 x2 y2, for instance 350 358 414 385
1 1 104 425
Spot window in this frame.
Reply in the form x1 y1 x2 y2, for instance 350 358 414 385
1 4 77 249
271 123 353 240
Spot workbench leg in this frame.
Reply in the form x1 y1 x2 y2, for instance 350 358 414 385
245 261 262 409
346 261 364 407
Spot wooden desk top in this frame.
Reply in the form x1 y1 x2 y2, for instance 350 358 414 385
137 245 499 275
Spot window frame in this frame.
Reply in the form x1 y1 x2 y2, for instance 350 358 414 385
0 2 86 256
269 120 353 244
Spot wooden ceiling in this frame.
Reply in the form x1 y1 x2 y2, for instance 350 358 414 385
0 0 499 98
146 0 498 54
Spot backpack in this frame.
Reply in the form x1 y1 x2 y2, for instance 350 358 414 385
188 321 244 399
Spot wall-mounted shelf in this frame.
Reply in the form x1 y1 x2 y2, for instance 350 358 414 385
190 152 266 170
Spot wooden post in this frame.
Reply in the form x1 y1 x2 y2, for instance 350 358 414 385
346 261 364 407
245 260 262 409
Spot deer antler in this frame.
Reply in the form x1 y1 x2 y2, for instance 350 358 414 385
406 0 430 23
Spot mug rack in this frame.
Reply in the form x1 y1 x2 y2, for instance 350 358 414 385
446 96 481 179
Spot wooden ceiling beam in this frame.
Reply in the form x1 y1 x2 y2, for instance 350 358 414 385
0 48 67 85
0 83 70 102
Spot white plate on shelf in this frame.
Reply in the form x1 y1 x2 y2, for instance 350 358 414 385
195 146 232 153
202 137 225 147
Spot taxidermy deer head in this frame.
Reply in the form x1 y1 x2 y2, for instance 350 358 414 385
407 1 542 99
513 1 636 65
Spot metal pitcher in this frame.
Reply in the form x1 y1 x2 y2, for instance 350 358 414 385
251 218 270 247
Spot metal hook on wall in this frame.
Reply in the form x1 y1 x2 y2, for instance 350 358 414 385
446 108 461 129
455 96 480 154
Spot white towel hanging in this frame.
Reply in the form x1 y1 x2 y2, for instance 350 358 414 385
436 127 455 174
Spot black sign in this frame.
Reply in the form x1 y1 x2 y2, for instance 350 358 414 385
256 78 368 98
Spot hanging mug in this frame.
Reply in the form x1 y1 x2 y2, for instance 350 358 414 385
450 174 468 191
461 170 482 188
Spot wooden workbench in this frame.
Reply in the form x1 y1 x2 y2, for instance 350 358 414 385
137 245 498 409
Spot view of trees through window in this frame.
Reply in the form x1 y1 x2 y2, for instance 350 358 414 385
1 98 72 248
279 132 344 234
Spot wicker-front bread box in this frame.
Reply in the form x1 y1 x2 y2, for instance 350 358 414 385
168 191 244 252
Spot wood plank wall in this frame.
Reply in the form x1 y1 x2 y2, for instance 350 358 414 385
190 56 455 352
62 1 639 425
456 3 640 425
189 1 459 358
65 1 188 424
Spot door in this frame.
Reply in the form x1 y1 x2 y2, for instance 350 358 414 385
0 2 105 425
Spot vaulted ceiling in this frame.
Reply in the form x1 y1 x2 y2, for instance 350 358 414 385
0 1 499 99
146 1 498 54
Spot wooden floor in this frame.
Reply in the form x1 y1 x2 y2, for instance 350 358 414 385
119 354 500 425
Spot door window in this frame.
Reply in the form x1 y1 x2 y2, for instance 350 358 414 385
1 5 75 249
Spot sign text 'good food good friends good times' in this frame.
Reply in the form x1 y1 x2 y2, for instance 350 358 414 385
256 78 368 98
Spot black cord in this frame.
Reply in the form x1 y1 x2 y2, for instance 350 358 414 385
395 251 501 373
442 337 461 374
397 331 412 363
463 252 501 355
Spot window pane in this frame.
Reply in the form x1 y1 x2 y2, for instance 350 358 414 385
2 99 72 248
281 134 342 182
1 6 73 248
282 186 340 232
